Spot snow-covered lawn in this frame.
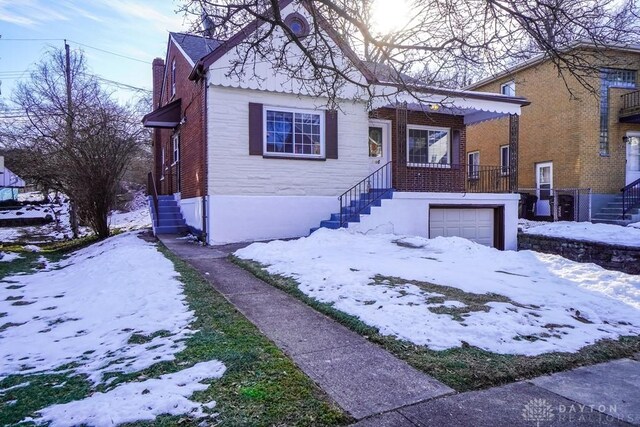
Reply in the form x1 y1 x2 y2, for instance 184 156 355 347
0 232 225 425
520 220 640 247
0 190 150 243
236 229 640 356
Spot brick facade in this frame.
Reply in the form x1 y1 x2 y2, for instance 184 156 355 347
371 107 467 192
151 41 206 199
467 50 640 194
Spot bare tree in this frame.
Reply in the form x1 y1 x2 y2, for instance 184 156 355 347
0 48 144 239
179 0 640 101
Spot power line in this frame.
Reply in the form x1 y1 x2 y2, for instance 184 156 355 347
0 37 151 64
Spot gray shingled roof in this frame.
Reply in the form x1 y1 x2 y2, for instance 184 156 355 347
170 32 222 63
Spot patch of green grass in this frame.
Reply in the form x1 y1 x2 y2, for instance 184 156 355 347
1 237 349 426
232 256 640 392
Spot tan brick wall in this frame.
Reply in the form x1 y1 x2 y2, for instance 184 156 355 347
467 50 640 194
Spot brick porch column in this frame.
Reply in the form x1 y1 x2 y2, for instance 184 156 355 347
509 114 519 192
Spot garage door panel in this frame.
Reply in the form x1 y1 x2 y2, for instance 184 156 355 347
430 208 494 247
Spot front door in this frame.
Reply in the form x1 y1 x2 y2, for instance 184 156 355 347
626 134 640 185
368 120 392 188
535 162 553 217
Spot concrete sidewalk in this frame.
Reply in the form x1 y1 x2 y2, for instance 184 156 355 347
158 234 454 420
158 234 640 426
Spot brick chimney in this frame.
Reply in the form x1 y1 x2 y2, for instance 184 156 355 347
152 58 165 109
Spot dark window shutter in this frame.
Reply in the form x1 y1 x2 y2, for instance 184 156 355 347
325 109 338 159
249 103 263 155
451 129 461 165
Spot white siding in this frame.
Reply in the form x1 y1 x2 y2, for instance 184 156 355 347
349 192 520 250
207 85 370 196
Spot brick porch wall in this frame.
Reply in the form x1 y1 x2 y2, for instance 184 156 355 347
371 107 467 192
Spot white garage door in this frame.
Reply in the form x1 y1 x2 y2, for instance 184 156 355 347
429 208 494 247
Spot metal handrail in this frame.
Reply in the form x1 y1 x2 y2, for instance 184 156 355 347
338 161 393 227
620 177 640 217
147 172 159 225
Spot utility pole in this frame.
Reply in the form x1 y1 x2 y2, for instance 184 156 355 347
64 40 79 239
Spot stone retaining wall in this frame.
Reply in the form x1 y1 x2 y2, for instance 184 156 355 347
518 233 640 275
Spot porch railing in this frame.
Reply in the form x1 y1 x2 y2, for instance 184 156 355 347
147 172 159 225
621 177 640 217
622 90 640 111
394 162 511 194
339 161 393 227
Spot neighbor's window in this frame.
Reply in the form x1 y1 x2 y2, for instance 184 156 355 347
600 68 637 156
468 151 480 179
368 126 383 158
264 107 324 157
407 125 450 166
501 80 515 96
171 59 176 97
172 133 180 165
500 145 510 175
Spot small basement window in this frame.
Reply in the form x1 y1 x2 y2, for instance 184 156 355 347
500 80 515 96
264 107 324 158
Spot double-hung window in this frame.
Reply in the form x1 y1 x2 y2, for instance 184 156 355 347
468 151 480 179
264 107 324 158
500 145 510 175
172 133 180 165
407 125 450 166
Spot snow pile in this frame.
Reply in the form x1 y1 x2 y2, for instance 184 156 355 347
520 220 640 247
236 229 640 355
109 190 151 232
0 251 23 262
0 205 54 220
0 232 195 384
0 196 76 243
29 360 225 427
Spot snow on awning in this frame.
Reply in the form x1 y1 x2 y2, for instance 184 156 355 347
142 99 182 129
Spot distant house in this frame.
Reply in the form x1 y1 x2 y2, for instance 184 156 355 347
0 166 25 201
143 0 529 249
466 44 640 224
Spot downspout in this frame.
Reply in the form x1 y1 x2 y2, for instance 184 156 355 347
201 72 209 244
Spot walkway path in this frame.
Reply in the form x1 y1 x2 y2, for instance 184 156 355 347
159 234 640 426
158 235 454 420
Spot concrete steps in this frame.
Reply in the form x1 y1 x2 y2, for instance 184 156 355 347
149 195 188 235
591 196 640 226
310 189 393 235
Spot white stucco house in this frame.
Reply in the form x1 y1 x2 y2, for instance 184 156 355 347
143 0 529 250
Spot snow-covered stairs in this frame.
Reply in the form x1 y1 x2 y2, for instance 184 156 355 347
591 195 640 226
310 188 393 234
149 195 188 235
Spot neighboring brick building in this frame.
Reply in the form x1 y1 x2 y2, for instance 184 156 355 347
466 45 640 220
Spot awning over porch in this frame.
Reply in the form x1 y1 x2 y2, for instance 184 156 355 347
370 84 530 125
142 99 182 128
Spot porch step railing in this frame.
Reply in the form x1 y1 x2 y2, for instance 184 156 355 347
621 177 640 217
339 161 393 227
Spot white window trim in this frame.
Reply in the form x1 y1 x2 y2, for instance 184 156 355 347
171 133 180 166
501 80 515 96
467 151 480 179
171 59 176 98
500 145 510 176
160 148 166 181
406 124 451 168
263 106 325 159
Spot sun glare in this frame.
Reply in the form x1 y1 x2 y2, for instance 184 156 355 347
370 0 411 35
